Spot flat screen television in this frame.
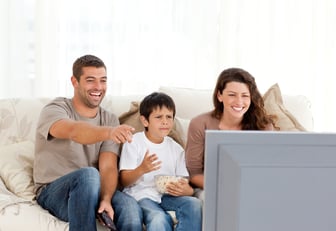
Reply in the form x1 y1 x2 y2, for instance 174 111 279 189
203 130 336 231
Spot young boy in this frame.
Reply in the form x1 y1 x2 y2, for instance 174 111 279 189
119 92 202 231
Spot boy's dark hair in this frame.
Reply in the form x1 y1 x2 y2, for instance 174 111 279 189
72 54 106 81
139 92 176 121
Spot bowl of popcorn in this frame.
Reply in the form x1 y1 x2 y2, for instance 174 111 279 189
154 175 189 194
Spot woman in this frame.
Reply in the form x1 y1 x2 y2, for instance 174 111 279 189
185 67 277 200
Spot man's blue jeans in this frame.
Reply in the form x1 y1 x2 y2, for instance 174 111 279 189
138 194 202 231
36 167 143 231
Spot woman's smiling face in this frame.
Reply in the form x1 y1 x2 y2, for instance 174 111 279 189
217 81 251 119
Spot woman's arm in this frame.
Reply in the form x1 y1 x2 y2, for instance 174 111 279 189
189 174 204 189
185 116 207 189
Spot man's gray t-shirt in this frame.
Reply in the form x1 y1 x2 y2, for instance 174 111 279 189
33 97 120 193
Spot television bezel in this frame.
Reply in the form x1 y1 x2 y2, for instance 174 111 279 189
203 130 336 231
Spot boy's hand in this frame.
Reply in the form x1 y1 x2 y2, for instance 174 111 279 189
166 179 194 196
140 150 162 173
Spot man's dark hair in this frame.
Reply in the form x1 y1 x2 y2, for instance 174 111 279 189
72 54 106 81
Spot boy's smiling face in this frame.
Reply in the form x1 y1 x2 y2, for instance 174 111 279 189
140 106 174 144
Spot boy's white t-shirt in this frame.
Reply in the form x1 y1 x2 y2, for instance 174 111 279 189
119 131 189 203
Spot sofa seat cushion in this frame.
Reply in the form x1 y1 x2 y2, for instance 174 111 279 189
0 179 32 212
0 198 109 231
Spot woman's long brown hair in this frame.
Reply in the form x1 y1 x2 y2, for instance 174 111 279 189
211 68 277 130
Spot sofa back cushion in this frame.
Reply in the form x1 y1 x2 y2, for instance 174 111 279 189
159 84 313 131
0 98 51 146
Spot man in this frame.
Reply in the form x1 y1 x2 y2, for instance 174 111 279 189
33 54 143 231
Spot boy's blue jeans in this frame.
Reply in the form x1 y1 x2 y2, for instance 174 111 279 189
36 167 143 231
138 194 202 231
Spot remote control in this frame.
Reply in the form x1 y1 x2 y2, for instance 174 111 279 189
97 211 117 231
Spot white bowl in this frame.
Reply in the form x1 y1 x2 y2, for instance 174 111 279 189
154 175 188 194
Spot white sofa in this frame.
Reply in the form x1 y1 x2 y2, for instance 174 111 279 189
0 84 313 230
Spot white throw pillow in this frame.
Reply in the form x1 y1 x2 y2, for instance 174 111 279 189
159 86 213 119
0 141 35 200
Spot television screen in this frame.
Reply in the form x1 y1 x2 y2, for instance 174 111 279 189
203 130 336 231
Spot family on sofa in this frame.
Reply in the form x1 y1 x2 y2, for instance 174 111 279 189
0 54 311 231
